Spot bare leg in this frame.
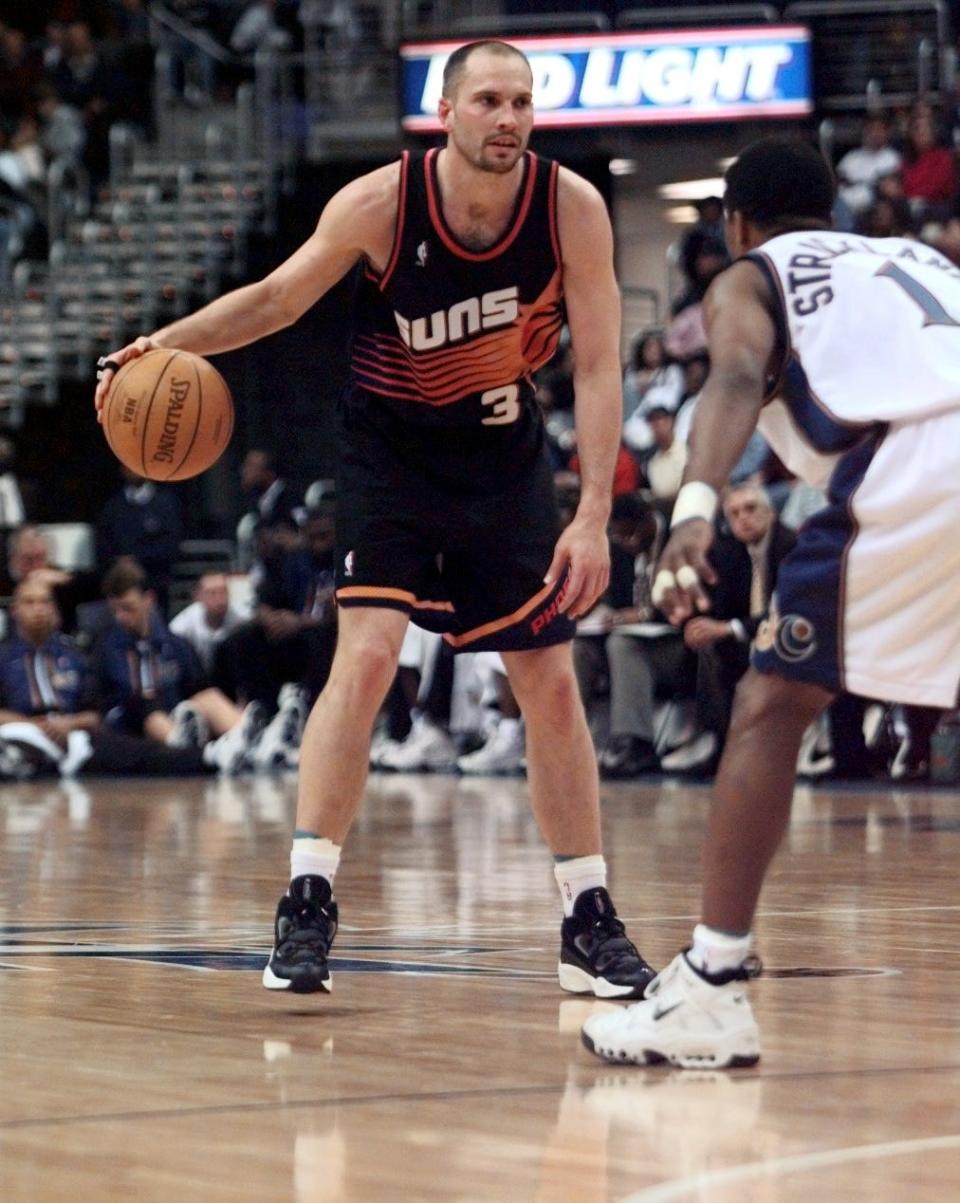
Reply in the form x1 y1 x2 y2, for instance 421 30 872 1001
295 607 409 843
702 669 833 932
503 642 601 856
189 687 244 736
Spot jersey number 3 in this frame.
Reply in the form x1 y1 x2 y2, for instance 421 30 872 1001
481 384 521 426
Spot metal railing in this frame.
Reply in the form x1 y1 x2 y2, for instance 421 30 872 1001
784 0 951 109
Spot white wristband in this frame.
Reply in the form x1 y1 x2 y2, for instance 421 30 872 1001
671 481 718 528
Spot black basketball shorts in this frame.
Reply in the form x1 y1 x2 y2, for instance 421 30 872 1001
333 397 576 652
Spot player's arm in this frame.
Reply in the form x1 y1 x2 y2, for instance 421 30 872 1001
94 163 399 415
655 260 778 623
545 169 623 618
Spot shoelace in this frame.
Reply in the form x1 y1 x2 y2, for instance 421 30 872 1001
279 902 333 953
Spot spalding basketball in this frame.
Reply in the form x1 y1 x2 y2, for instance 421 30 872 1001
102 348 234 482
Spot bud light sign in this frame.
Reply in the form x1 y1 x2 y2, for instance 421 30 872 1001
400 27 811 130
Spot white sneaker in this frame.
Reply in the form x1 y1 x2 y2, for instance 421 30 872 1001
204 702 267 774
167 701 210 749
581 951 761 1070
378 715 457 772
660 731 716 773
369 728 400 769
456 718 525 775
251 685 309 771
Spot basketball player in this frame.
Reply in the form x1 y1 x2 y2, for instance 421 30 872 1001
94 41 655 998
583 137 960 1068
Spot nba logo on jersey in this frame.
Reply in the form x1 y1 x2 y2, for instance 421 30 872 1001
415 240 429 268
344 551 355 577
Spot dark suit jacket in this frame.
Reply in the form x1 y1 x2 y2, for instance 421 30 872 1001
706 520 797 641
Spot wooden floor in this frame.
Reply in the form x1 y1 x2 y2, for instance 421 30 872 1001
2 770 960 1201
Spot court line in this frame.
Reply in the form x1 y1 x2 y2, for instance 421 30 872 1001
4 1063 960 1133
619 1133 960 1202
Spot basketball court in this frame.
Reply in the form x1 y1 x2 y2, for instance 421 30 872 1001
2 770 959 1200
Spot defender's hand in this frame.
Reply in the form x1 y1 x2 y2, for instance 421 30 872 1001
544 517 610 620
653 518 717 624
94 336 159 423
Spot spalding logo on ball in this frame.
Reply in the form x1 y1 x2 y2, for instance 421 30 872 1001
102 348 234 481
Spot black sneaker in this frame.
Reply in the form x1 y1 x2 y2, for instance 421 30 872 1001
558 887 655 999
262 875 338 994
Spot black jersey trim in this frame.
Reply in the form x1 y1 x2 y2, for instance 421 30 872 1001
424 148 537 262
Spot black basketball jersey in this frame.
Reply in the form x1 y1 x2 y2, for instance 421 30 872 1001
349 149 565 430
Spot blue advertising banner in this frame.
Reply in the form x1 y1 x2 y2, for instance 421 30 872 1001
400 27 812 131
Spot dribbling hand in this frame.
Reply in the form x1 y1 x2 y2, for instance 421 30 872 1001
94 336 158 423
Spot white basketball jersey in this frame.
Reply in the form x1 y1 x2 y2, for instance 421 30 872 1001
749 230 960 486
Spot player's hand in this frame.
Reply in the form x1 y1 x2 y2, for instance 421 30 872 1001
94 336 158 423
683 616 730 650
544 517 610 620
653 517 717 624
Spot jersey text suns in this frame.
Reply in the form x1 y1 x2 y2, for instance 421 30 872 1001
394 286 519 352
349 150 564 427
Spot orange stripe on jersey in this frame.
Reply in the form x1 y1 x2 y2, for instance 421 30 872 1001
425 148 538 263
548 159 561 265
444 579 556 648
351 271 564 406
337 585 455 612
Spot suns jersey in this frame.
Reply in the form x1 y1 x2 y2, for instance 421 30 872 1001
349 148 565 429
748 230 960 486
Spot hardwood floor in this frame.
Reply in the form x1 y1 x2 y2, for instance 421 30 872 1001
2 771 960 1200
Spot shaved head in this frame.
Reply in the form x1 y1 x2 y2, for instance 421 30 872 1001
442 39 531 99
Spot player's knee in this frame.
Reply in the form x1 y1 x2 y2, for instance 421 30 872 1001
334 638 398 702
731 669 822 733
525 663 581 724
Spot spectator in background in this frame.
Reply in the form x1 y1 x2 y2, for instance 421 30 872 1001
675 483 796 772
836 114 902 216
96 465 182 614
35 82 85 164
240 448 301 533
4 524 99 634
216 507 337 715
901 105 956 222
96 557 264 771
0 436 25 530
642 406 687 505
621 328 684 435
169 571 245 675
230 0 291 55
0 574 218 779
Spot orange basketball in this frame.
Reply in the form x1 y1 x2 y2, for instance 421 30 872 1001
102 348 234 482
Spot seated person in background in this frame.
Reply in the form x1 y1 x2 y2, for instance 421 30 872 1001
642 406 688 507
5 524 100 635
240 448 302 532
217 507 337 711
96 466 183 616
574 493 688 778
678 483 796 770
622 329 685 430
170 571 245 676
835 114 902 217
0 575 219 778
96 558 264 772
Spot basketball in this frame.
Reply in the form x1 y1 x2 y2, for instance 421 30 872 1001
102 348 234 481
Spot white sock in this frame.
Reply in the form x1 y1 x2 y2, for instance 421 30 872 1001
688 923 751 975
554 854 607 918
290 837 341 887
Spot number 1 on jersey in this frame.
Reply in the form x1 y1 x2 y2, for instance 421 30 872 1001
876 261 960 328
481 383 521 425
